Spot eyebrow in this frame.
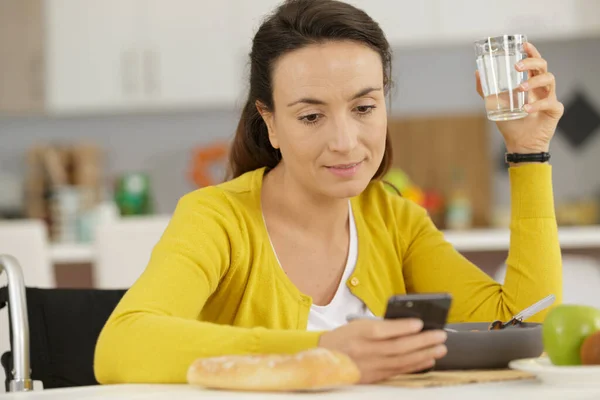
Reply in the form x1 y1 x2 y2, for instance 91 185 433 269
286 86 382 107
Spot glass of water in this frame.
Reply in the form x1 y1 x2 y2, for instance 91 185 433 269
474 34 528 121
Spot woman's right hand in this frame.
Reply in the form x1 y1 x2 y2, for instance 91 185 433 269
318 318 448 383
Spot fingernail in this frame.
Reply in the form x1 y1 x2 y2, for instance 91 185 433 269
524 104 533 112
435 345 447 357
520 82 529 91
516 62 525 70
411 319 424 331
434 331 448 342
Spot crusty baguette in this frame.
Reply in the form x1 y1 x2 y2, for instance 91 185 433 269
187 348 361 392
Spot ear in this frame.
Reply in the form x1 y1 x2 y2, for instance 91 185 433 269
256 101 279 149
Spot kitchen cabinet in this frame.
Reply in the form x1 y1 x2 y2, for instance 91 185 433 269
1 0 599 116
574 0 600 38
337 0 600 48
348 0 439 47
141 0 238 109
48 0 240 113
233 0 279 54
234 0 440 50
437 0 600 44
0 0 45 114
45 0 144 113
0 0 240 115
233 0 600 52
232 0 281 103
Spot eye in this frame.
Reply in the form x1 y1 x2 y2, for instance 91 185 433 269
355 105 376 115
299 113 323 125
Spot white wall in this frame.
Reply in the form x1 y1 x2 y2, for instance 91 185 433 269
0 38 599 214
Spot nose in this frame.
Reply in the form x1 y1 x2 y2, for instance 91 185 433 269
327 115 358 154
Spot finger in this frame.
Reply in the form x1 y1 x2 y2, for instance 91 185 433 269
525 42 542 59
371 330 447 357
475 70 484 98
524 98 564 117
360 357 437 384
357 318 423 341
377 344 447 373
519 72 555 94
408 358 437 374
358 368 391 384
515 57 548 75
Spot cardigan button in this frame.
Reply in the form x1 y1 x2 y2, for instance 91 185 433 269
350 277 360 286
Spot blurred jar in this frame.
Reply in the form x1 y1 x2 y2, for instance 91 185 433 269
114 172 153 216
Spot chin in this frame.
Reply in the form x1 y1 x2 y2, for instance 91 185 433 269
323 178 370 199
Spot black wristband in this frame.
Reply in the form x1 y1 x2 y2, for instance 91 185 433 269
505 152 551 163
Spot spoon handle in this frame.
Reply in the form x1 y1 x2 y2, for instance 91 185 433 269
513 294 556 322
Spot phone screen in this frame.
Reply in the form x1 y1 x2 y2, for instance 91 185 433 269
384 293 452 331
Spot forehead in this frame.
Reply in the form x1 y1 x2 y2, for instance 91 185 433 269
271 41 384 102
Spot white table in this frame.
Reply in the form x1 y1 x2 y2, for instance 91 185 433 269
2 382 600 400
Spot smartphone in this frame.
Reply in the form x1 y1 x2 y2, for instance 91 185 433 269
384 293 452 331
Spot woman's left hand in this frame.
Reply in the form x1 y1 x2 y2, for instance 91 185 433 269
476 42 564 154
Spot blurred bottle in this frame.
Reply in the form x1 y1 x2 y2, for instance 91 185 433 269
77 187 119 243
114 172 154 216
446 167 473 230
423 189 445 228
50 186 81 243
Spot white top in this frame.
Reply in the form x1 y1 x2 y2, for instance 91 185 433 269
305 203 375 331
264 202 375 331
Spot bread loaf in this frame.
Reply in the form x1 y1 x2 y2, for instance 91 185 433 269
187 348 360 392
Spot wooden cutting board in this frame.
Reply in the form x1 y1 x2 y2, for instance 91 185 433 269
379 369 535 388
388 114 492 229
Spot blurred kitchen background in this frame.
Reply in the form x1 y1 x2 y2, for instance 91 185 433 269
1 0 600 290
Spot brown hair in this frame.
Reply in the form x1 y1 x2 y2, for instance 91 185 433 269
227 0 393 180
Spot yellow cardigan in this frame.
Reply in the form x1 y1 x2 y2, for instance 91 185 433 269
94 164 561 384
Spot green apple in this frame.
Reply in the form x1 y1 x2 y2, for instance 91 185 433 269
543 304 600 365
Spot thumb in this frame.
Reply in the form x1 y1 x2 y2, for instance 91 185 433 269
356 318 424 340
475 70 484 98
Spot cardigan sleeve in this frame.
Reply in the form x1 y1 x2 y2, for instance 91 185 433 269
94 188 321 384
400 164 562 323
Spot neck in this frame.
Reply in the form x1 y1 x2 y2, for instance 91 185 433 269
261 164 349 237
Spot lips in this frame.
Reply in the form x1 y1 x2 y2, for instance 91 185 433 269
327 161 363 169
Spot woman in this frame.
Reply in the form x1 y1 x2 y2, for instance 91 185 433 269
94 0 563 384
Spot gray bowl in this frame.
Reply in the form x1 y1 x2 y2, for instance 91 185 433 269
434 322 544 370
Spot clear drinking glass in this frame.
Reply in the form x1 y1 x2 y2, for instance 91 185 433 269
474 34 528 121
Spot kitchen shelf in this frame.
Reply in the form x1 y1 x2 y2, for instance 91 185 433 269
49 225 600 264
443 226 600 252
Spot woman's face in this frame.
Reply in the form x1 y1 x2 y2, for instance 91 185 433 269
260 40 388 199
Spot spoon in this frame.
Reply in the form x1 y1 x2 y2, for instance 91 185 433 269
488 294 556 330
